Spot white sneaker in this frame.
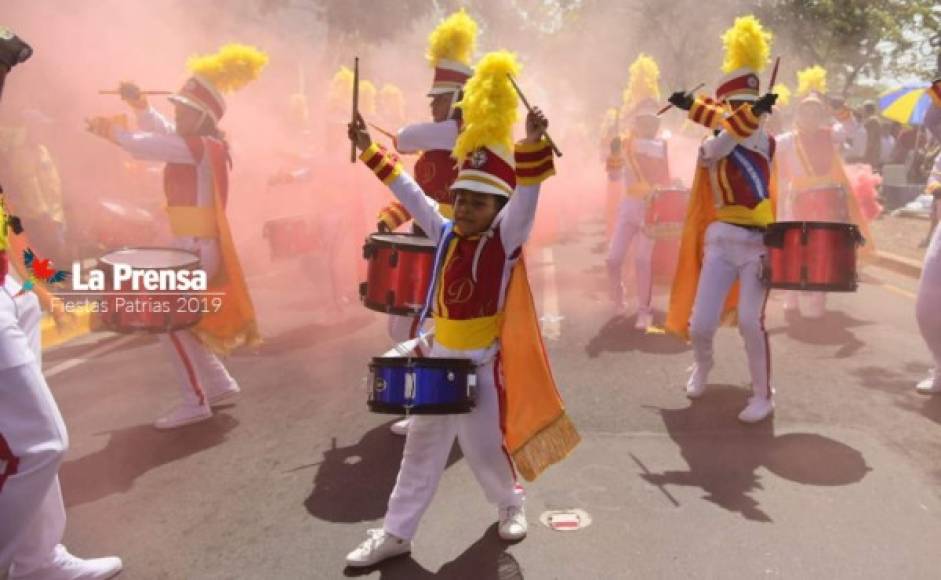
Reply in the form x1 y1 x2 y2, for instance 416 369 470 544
635 311 653 330
738 396 774 423
10 546 122 580
206 382 241 405
390 417 411 436
498 505 528 541
154 402 212 430
685 362 712 399
915 370 941 394
345 529 411 568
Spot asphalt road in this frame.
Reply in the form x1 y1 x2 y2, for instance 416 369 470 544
46 217 941 579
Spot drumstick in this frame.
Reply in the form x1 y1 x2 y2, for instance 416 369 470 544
657 82 705 116
507 74 562 157
350 56 359 164
768 56 781 91
99 90 172 95
368 122 396 141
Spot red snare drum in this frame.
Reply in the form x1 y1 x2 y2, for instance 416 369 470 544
791 185 848 223
762 221 864 292
263 216 318 260
95 247 203 333
644 188 689 239
360 233 436 315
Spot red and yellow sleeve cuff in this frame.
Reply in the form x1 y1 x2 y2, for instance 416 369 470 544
359 142 404 185
515 138 556 185
721 105 761 141
688 96 724 130
377 201 411 230
930 81 941 109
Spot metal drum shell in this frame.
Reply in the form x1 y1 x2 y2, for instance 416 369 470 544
367 356 476 415
762 221 863 292
644 188 689 239
360 233 436 316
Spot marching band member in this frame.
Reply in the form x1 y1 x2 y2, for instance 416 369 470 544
915 75 941 395
665 15 780 423
87 44 264 429
0 27 123 580
379 9 478 436
605 54 671 328
345 52 579 567
775 65 874 318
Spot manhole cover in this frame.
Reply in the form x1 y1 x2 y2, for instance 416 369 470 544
539 509 592 532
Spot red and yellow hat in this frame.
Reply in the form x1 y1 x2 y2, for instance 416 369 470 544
426 9 478 97
715 15 772 103
171 44 268 123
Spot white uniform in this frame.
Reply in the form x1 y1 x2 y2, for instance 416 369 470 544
378 168 539 541
113 108 236 409
917 152 941 389
689 129 774 400
606 137 667 316
0 273 71 577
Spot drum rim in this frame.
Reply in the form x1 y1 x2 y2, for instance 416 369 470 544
361 297 424 316
98 246 202 270
367 401 475 414
367 232 437 251
370 356 476 370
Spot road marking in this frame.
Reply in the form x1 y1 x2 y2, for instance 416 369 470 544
881 283 917 301
45 334 139 379
541 247 562 340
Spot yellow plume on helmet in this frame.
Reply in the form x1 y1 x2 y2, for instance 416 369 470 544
622 54 661 111
187 43 269 93
721 15 772 74
773 83 791 108
796 65 827 97
453 50 520 163
327 66 375 114
359 79 377 115
427 9 478 67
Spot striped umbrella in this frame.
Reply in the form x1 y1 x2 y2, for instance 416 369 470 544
879 83 934 126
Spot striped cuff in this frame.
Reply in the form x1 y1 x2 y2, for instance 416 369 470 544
722 105 761 141
688 97 723 130
930 81 941 109
377 201 411 230
359 142 403 185
515 138 556 185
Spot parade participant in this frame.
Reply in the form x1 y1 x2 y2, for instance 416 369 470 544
86 44 265 429
665 15 779 423
0 26 124 580
776 65 874 319
344 52 579 567
915 73 941 395
605 54 670 328
377 9 478 436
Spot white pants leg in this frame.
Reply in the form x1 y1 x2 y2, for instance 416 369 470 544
607 198 653 313
689 223 772 398
800 291 827 318
383 348 521 541
159 330 234 407
0 363 68 575
916 225 941 380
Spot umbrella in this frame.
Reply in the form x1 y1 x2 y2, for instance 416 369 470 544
879 83 934 126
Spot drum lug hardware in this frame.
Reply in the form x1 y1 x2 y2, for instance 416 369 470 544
404 371 416 403
386 290 396 310
447 371 455 382
800 264 809 289
389 250 399 268
359 282 367 300
800 223 809 246
362 243 375 260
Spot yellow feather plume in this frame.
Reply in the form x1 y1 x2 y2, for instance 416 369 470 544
359 79 377 115
327 66 354 109
187 43 268 93
622 54 661 111
796 65 828 97
773 83 791 108
721 15 772 74
453 51 521 163
427 8 478 67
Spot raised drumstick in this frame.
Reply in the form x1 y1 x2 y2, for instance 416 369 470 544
657 82 705 116
507 74 562 158
350 56 359 164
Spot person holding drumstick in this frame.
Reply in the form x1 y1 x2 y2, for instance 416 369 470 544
665 15 780 423
376 9 478 436
86 44 264 429
0 27 124 580
605 54 670 329
344 52 578 568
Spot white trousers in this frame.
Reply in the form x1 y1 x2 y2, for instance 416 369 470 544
917 224 941 383
0 277 69 577
690 222 772 399
158 330 236 407
607 198 654 312
383 343 523 541
783 290 827 318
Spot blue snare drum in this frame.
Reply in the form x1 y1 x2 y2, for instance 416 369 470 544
368 357 477 414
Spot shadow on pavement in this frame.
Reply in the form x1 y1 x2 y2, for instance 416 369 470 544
586 315 689 358
59 411 239 508
641 385 870 522
245 313 374 358
770 309 870 358
850 363 941 425
343 524 523 579
306 421 461 524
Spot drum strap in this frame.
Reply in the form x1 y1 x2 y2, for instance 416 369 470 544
417 221 455 333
